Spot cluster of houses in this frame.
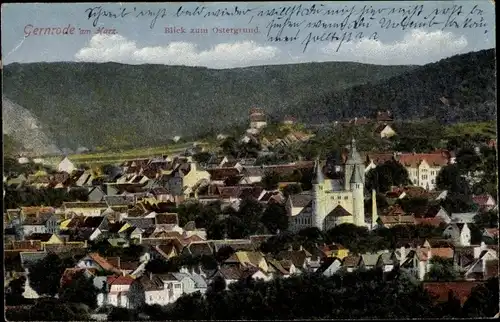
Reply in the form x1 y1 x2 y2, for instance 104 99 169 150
4 202 498 310
3 108 498 312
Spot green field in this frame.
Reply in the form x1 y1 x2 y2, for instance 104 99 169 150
444 121 497 138
43 142 209 166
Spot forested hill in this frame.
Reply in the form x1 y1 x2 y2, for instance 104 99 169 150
288 49 496 124
3 61 412 150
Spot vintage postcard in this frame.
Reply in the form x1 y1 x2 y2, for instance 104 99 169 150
2 1 498 320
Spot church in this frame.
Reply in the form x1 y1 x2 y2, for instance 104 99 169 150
287 138 377 232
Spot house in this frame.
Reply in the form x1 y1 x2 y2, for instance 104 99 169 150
482 228 499 241
400 247 431 280
450 212 477 224
19 213 59 239
396 152 450 190
342 255 363 272
128 273 168 308
316 257 342 277
212 264 271 288
472 194 497 211
463 249 498 280
65 215 109 241
266 258 298 278
376 215 416 228
443 223 471 246
316 243 350 260
361 252 386 270
77 253 122 275
376 110 393 123
374 123 397 138
277 246 313 272
157 273 184 303
63 202 109 217
377 252 398 272
87 186 107 202
249 107 267 130
167 162 210 197
97 275 135 308
423 281 482 306
57 157 76 174
286 191 314 232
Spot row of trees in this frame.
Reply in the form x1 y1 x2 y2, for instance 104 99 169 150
175 199 289 240
107 270 499 320
3 186 89 208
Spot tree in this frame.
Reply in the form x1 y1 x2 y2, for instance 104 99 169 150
436 164 470 195
462 277 500 317
5 276 29 306
282 183 302 198
424 256 461 281
192 152 213 164
220 137 238 158
262 171 281 190
366 160 410 193
261 203 289 234
59 271 99 309
108 307 138 321
28 253 75 296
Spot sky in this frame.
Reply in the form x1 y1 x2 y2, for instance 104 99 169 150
1 1 496 68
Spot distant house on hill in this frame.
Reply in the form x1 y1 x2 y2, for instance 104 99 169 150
282 116 296 125
249 107 267 130
374 123 397 138
57 157 76 174
376 110 393 123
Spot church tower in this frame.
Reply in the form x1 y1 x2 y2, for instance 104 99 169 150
344 138 364 191
350 157 365 227
312 158 326 230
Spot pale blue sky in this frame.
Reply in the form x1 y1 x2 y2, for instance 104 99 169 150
1 1 495 68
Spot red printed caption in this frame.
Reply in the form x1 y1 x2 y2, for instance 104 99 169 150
24 24 117 37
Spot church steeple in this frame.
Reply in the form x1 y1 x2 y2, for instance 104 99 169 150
350 163 363 183
346 138 363 165
313 157 324 184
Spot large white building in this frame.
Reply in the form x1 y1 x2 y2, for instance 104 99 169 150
288 139 369 231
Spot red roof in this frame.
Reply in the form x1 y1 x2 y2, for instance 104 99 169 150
107 275 134 286
88 253 120 272
430 247 454 259
472 194 495 206
423 281 482 305
415 217 445 227
397 153 449 167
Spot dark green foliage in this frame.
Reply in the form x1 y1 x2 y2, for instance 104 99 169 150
3 61 412 150
5 276 33 306
58 271 99 309
108 307 139 321
4 186 88 208
462 277 500 318
365 160 411 192
27 253 76 296
425 257 461 281
167 269 440 319
5 298 91 321
288 49 496 125
260 203 289 234
261 171 281 190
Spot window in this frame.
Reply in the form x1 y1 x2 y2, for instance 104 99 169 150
344 196 348 200
431 179 435 184
337 196 341 200
175 284 181 289
421 175 428 180
431 171 435 175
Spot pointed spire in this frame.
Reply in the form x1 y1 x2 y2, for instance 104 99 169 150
346 137 363 165
372 189 378 228
350 164 363 184
314 157 324 184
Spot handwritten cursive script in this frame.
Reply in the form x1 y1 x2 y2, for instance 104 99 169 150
83 3 490 53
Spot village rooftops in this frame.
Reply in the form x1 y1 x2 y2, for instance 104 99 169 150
63 202 109 208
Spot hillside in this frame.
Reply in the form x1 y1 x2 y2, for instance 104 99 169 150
2 97 62 157
2 62 413 150
288 49 496 124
